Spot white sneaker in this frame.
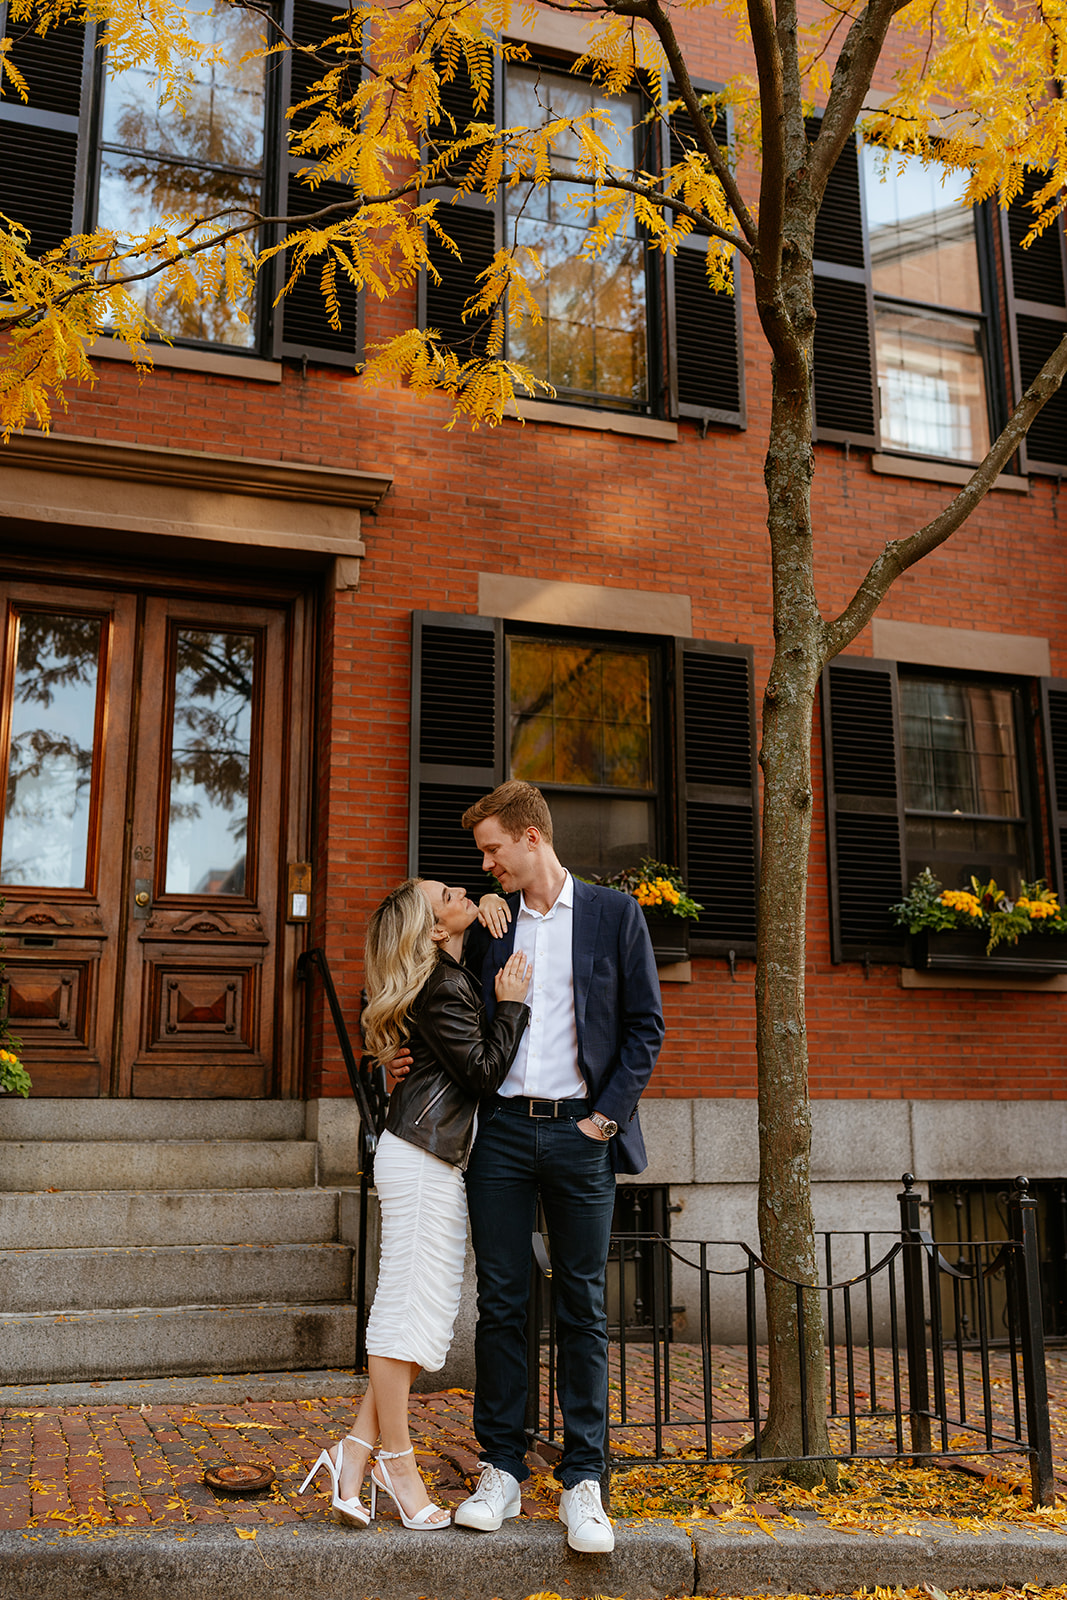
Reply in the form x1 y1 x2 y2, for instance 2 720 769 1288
559 1478 615 1553
453 1463 522 1531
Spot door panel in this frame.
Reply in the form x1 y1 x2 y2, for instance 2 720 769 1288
121 597 286 1097
1 580 302 1099
0 585 136 1095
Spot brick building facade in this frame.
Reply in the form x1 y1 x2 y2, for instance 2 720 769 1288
1 0 1066 1376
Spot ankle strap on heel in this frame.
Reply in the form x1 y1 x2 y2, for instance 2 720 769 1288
375 1445 414 1461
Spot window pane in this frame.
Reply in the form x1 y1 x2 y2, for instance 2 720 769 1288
100 5 266 166
505 67 647 407
165 630 255 894
863 149 982 311
2 612 102 888
549 793 654 879
97 1 265 348
97 157 260 346
902 678 1020 817
906 815 1027 894
510 640 652 789
875 305 989 461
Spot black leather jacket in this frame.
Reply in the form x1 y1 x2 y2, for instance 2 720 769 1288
383 951 529 1171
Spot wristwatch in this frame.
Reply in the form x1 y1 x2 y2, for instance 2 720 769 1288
589 1111 619 1139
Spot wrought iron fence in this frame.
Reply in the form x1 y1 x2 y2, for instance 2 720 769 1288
526 1174 1055 1505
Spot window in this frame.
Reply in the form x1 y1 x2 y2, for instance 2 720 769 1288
821 658 1060 963
409 613 759 953
95 3 266 349
900 675 1027 891
0 0 361 365
812 132 1067 472
504 68 649 410
420 57 745 426
865 152 990 463
509 637 656 875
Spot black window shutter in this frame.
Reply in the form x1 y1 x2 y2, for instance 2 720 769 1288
274 0 364 365
0 8 89 258
417 51 498 359
1005 171 1067 474
677 639 758 955
811 127 878 445
665 89 745 427
409 612 504 884
821 658 908 962
1039 678 1067 902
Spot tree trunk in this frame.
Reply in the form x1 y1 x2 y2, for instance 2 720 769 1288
748 228 838 1486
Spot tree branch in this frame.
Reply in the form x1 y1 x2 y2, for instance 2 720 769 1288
809 0 911 200
0 182 428 334
606 0 760 249
533 169 752 255
750 0 784 287
822 331 1067 659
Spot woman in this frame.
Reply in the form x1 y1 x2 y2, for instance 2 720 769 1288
299 878 530 1529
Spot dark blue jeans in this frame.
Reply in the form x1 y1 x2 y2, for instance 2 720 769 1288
464 1102 616 1488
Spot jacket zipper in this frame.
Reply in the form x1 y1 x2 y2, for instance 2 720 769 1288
413 1082 448 1127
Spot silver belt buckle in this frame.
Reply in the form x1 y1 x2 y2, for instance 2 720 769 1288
529 1097 556 1118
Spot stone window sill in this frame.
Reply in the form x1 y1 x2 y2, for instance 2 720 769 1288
900 968 1067 993
870 452 1028 494
505 397 678 441
91 337 282 384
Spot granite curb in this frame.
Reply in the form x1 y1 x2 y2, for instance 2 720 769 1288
3 1517 1067 1599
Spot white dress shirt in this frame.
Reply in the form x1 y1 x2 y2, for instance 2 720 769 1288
497 872 586 1100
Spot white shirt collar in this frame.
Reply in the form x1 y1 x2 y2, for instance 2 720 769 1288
518 870 574 920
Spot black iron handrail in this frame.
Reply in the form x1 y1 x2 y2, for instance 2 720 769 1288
297 946 387 1160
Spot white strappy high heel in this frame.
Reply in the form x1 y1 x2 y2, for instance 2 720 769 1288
370 1445 451 1530
298 1433 375 1526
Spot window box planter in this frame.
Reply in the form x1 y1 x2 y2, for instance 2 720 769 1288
644 913 690 964
911 930 1067 977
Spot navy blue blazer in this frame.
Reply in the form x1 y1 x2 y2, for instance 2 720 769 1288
480 878 665 1175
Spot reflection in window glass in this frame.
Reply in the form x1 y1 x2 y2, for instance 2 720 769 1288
863 148 989 462
875 307 990 461
166 630 255 894
505 68 647 408
863 149 983 310
96 2 266 346
510 640 652 788
901 676 1026 891
2 612 102 887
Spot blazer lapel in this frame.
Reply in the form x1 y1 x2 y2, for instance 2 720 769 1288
571 879 600 1039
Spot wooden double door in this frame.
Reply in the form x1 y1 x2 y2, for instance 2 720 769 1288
0 577 313 1097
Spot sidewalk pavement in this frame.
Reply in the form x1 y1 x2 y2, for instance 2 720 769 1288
2 1353 1067 1599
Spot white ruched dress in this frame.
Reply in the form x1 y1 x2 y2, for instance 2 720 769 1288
363 1127 468 1372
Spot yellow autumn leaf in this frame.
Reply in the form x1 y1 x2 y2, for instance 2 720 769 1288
235 1527 257 1540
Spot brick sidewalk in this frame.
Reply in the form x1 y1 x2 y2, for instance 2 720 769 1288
1 1347 1064 1538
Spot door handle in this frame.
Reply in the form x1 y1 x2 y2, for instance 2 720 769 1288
133 879 152 918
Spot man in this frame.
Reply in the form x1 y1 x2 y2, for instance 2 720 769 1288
452 781 664 1554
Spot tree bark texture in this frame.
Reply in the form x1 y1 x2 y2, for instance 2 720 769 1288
748 132 838 1482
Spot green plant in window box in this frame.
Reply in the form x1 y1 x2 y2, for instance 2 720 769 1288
588 859 703 920
890 867 1067 955
0 904 29 1097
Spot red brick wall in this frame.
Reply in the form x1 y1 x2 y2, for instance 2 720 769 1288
45 85 1067 1105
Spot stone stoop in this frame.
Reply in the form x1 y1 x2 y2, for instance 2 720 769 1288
0 1099 367 1384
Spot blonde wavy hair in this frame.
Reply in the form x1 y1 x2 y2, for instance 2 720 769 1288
362 878 438 1064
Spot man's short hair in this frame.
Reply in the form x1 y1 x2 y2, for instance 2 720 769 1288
461 781 554 843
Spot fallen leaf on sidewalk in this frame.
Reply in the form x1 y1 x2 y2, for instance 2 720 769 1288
234 1527 257 1540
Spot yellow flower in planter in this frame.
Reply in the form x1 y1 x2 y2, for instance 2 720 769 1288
938 890 981 918
0 1045 31 1097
